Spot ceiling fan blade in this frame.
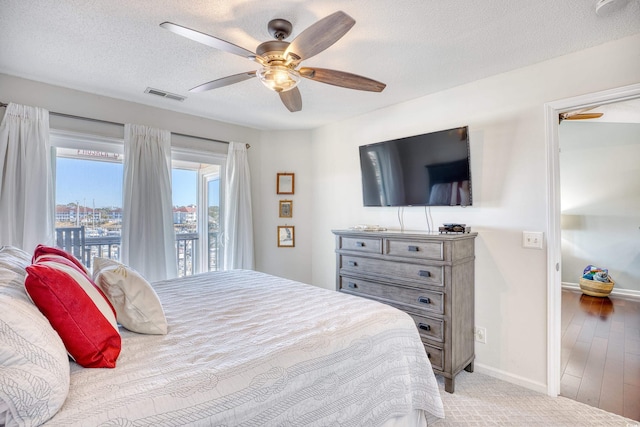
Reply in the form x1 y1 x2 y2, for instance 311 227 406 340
284 11 355 62
299 67 386 92
559 105 603 122
559 111 604 122
279 87 302 112
160 22 257 61
565 113 604 120
190 71 256 92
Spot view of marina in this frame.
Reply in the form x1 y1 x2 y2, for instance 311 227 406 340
55 152 221 276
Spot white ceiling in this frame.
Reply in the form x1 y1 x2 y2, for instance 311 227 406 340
1 0 639 131
584 99 640 123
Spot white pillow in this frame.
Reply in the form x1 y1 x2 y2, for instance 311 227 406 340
0 294 70 426
0 246 32 274
92 257 168 335
0 246 34 303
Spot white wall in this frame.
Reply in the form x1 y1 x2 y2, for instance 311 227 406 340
309 33 640 391
560 121 640 292
251 130 313 283
0 74 261 151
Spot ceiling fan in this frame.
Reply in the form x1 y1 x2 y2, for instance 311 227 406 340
160 11 386 112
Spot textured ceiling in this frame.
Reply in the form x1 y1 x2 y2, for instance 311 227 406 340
582 99 640 123
1 0 639 130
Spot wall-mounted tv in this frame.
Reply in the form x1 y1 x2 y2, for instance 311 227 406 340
359 126 471 207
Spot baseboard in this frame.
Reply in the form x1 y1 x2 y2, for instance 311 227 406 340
562 282 640 300
473 363 548 395
474 284 640 397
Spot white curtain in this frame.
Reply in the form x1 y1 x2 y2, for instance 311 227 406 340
121 124 177 282
223 142 254 270
0 103 54 252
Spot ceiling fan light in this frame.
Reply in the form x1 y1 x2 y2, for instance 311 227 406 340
257 65 300 92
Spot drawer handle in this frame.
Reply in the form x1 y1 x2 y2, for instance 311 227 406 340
347 282 358 289
419 323 431 332
356 241 365 247
418 270 431 278
408 245 419 252
418 297 431 305
348 261 358 267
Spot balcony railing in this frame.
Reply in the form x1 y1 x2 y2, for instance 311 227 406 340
58 228 218 277
85 235 121 264
175 232 198 277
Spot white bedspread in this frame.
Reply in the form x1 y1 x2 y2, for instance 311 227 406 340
45 270 444 426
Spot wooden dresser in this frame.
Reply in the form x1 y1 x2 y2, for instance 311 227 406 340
332 229 476 393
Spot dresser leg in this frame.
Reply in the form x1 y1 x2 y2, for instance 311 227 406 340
444 377 455 393
464 361 474 373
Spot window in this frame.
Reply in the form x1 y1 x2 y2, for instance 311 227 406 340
55 146 124 265
203 165 222 271
51 130 226 277
171 159 225 276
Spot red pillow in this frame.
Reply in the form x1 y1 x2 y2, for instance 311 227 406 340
25 252 121 368
33 244 89 275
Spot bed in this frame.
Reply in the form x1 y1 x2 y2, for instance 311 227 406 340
0 246 444 426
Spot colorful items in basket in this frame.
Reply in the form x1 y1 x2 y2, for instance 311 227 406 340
582 265 610 283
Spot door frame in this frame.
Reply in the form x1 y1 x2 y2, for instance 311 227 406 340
199 163 226 272
544 82 640 396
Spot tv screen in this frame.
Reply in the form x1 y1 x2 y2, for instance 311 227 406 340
359 126 471 207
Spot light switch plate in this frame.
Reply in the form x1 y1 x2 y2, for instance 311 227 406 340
523 231 544 249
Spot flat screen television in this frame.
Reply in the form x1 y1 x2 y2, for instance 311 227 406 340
359 126 471 207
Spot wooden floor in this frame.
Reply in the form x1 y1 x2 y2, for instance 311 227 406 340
561 289 640 421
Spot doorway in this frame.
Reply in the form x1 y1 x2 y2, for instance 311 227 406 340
545 83 640 403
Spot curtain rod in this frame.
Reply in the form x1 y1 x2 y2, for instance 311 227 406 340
0 101 250 149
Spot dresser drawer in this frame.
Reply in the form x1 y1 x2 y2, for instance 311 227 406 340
405 312 444 343
340 255 444 286
338 236 382 254
339 276 444 315
423 343 444 371
385 239 443 261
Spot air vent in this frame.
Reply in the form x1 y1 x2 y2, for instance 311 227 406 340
144 87 186 102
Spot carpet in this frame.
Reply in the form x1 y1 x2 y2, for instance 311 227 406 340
432 371 638 426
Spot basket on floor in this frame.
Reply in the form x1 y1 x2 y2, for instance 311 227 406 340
579 277 614 297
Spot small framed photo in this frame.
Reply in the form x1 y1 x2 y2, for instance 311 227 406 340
279 200 293 218
277 226 295 247
277 173 294 194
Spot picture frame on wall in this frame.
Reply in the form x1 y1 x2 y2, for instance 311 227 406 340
277 226 295 247
279 200 293 218
277 173 294 194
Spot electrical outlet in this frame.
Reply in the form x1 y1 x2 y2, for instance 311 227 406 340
523 231 544 249
474 326 487 344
